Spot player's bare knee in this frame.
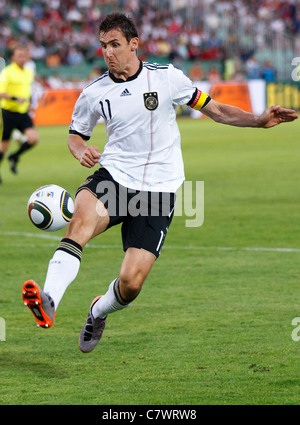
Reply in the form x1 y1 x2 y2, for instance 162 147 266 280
28 134 39 145
25 129 39 145
0 141 10 153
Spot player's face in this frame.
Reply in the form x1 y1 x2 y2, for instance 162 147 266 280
100 29 138 77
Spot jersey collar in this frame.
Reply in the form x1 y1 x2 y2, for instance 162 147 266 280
109 60 143 83
12 62 25 71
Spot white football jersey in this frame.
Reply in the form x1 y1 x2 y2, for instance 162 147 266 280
69 61 210 192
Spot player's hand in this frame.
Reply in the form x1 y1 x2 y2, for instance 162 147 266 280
79 145 101 168
259 106 298 128
17 97 26 104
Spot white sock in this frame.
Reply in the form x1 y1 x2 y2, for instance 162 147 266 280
43 239 82 310
91 278 130 319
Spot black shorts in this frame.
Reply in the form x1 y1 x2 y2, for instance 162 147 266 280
76 168 176 258
1 109 34 141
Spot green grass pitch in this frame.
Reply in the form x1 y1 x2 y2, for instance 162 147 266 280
0 118 300 405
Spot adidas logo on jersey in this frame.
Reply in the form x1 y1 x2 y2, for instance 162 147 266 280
120 88 131 97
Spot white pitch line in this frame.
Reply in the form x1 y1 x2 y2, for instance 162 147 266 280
1 231 62 241
1 231 300 253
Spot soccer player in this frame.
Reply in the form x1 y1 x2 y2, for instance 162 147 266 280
0 46 39 183
22 13 297 353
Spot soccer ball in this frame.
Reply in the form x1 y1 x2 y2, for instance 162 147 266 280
27 184 74 232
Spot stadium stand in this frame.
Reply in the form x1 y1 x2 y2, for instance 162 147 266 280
0 0 299 86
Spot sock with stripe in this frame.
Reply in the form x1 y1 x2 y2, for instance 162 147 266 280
43 238 82 310
91 277 132 319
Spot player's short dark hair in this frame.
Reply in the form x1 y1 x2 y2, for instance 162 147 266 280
99 13 138 43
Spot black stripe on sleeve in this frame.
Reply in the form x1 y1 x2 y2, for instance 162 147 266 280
187 88 198 107
69 129 90 141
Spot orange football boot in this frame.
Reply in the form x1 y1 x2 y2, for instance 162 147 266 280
22 280 55 328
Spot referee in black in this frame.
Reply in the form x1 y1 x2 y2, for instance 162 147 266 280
0 46 39 183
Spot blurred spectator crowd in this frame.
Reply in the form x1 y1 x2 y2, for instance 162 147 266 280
0 0 299 87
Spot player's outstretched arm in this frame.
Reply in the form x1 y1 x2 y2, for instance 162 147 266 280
68 134 101 168
202 99 298 128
